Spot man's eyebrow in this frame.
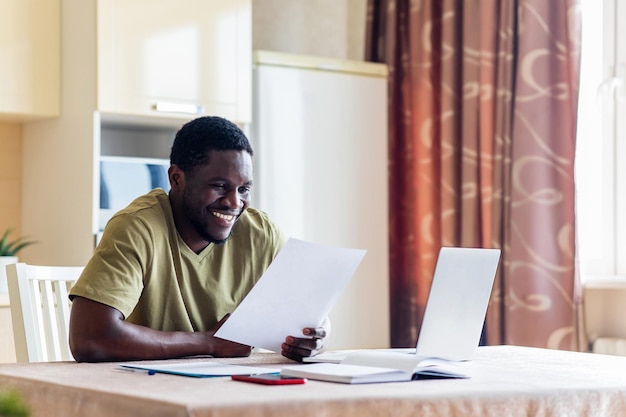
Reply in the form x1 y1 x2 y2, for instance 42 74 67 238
207 177 254 186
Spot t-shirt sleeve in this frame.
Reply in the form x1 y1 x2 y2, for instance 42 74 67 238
269 218 288 257
69 213 153 318
249 208 288 262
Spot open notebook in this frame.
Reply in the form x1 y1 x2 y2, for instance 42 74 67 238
302 247 501 371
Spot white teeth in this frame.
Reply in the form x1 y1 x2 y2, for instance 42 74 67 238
212 212 235 220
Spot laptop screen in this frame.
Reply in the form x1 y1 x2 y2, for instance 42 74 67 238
415 247 501 361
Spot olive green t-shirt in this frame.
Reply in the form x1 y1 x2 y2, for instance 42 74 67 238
69 189 285 332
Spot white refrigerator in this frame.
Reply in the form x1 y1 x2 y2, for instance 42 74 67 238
250 51 390 350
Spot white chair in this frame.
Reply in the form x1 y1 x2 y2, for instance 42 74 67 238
6 263 84 362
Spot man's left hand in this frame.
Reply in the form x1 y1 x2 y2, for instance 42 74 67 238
281 317 331 362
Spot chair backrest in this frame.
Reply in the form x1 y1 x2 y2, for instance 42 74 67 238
6 263 84 363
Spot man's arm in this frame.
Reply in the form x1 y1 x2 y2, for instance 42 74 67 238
69 296 252 362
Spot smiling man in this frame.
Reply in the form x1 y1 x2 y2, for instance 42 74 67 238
68 116 328 363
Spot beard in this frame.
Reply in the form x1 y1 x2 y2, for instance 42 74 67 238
194 219 232 245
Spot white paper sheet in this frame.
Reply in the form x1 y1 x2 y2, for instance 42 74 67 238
214 238 366 353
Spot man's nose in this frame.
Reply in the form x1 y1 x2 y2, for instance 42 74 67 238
223 189 242 208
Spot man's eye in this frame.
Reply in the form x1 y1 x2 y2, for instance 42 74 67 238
212 184 226 190
239 187 251 194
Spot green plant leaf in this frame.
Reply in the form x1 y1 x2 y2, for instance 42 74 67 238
0 390 30 417
0 229 37 257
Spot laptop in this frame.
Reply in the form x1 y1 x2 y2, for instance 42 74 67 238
304 246 501 363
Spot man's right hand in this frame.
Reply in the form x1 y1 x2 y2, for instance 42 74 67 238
206 314 252 357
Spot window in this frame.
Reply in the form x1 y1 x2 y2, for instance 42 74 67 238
576 0 626 281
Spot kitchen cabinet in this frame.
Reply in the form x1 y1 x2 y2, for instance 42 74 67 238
0 0 60 121
21 0 251 267
98 0 251 122
251 52 389 350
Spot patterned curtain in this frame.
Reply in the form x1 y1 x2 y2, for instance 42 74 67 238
366 0 582 350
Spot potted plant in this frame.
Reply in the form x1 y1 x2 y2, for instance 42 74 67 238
0 390 30 417
0 229 36 294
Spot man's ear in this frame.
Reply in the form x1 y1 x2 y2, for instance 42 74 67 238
168 165 184 189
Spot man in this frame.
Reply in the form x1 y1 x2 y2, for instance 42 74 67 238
69 116 329 363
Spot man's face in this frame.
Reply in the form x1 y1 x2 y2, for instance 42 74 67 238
179 150 253 245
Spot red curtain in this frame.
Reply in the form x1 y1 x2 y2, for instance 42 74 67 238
367 0 582 350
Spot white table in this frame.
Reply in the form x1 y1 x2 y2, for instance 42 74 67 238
1 345 625 417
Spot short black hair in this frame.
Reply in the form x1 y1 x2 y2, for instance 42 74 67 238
170 116 253 172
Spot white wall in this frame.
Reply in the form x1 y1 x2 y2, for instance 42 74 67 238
252 0 367 61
